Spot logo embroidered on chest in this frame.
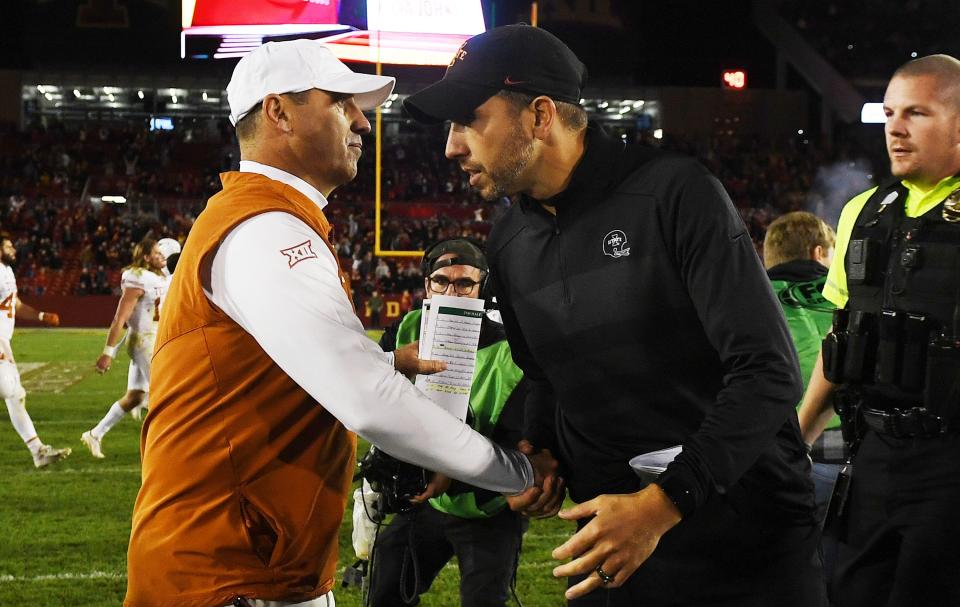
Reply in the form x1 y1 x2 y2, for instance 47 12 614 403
280 240 318 268
602 230 631 258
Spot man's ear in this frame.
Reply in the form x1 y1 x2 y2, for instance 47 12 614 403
530 96 558 140
811 244 829 264
263 94 292 133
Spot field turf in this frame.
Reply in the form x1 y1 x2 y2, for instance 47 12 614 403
0 329 574 606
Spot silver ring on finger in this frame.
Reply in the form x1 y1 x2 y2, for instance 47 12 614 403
595 566 614 585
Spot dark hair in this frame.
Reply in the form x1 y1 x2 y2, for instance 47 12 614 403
496 90 587 131
235 90 315 141
235 102 263 141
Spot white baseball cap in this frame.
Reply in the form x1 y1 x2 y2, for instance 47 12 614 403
156 238 181 259
226 39 396 126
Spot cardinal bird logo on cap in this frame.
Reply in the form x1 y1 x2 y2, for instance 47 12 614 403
449 43 468 67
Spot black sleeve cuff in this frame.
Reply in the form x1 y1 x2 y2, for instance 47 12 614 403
655 468 698 518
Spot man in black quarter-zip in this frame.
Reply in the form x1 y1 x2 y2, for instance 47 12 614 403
404 25 824 607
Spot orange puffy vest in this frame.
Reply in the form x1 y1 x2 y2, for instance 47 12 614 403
125 172 357 607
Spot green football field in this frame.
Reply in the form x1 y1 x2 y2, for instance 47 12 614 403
0 329 574 606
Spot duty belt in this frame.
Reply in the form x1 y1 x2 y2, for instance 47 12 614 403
861 406 948 438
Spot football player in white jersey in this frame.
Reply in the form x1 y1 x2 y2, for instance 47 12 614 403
82 238 169 458
0 237 70 468
124 237 180 421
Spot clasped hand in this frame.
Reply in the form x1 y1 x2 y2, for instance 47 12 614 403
506 440 566 518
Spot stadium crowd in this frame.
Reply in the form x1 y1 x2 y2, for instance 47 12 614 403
781 0 960 79
1 118 881 324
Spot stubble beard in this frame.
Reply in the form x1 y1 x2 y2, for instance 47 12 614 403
478 124 535 201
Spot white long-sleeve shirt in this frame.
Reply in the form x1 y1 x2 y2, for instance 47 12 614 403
202 161 534 494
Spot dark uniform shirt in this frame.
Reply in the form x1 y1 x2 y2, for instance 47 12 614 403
488 125 814 521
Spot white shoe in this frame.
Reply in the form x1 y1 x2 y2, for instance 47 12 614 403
129 404 148 421
81 431 105 459
33 444 72 468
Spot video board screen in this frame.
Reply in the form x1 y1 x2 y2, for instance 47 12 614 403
181 0 484 65
183 0 341 28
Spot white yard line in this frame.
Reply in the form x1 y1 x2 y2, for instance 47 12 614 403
0 570 125 583
22 466 140 476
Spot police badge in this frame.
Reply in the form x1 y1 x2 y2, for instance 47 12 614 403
943 188 960 223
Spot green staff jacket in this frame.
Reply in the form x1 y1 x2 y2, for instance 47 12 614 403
767 259 839 430
381 309 527 519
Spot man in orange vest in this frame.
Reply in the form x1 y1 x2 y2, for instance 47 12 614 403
125 39 557 607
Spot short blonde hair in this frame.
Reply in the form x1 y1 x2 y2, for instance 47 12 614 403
892 54 960 109
763 211 835 269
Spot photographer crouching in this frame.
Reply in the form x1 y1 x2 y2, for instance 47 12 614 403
362 238 545 607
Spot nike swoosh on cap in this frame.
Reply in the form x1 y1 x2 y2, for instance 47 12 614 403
504 77 528 85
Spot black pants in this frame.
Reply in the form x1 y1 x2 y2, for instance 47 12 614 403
833 430 960 607
568 492 825 607
369 505 527 607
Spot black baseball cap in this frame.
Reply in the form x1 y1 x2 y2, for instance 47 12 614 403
423 238 488 275
403 24 588 124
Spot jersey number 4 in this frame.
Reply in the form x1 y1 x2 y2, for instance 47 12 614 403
0 294 14 319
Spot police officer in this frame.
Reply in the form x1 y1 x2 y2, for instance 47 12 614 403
799 54 960 607
368 238 535 607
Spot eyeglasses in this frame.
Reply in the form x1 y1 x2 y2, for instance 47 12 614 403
428 275 482 295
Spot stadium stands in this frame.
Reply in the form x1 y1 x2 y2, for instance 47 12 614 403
779 0 960 81
1 117 883 324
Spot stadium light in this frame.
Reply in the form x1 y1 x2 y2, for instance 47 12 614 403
722 69 747 90
653 129 663 139
861 103 886 124
102 196 127 204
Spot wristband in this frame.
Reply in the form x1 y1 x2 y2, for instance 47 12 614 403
38 312 44 322
102 345 118 358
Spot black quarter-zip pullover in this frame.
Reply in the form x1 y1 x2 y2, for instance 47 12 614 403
488 125 814 521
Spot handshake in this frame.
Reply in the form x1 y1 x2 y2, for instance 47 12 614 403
506 440 566 518
395 440 565 518
361 437 565 518
391 340 565 517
